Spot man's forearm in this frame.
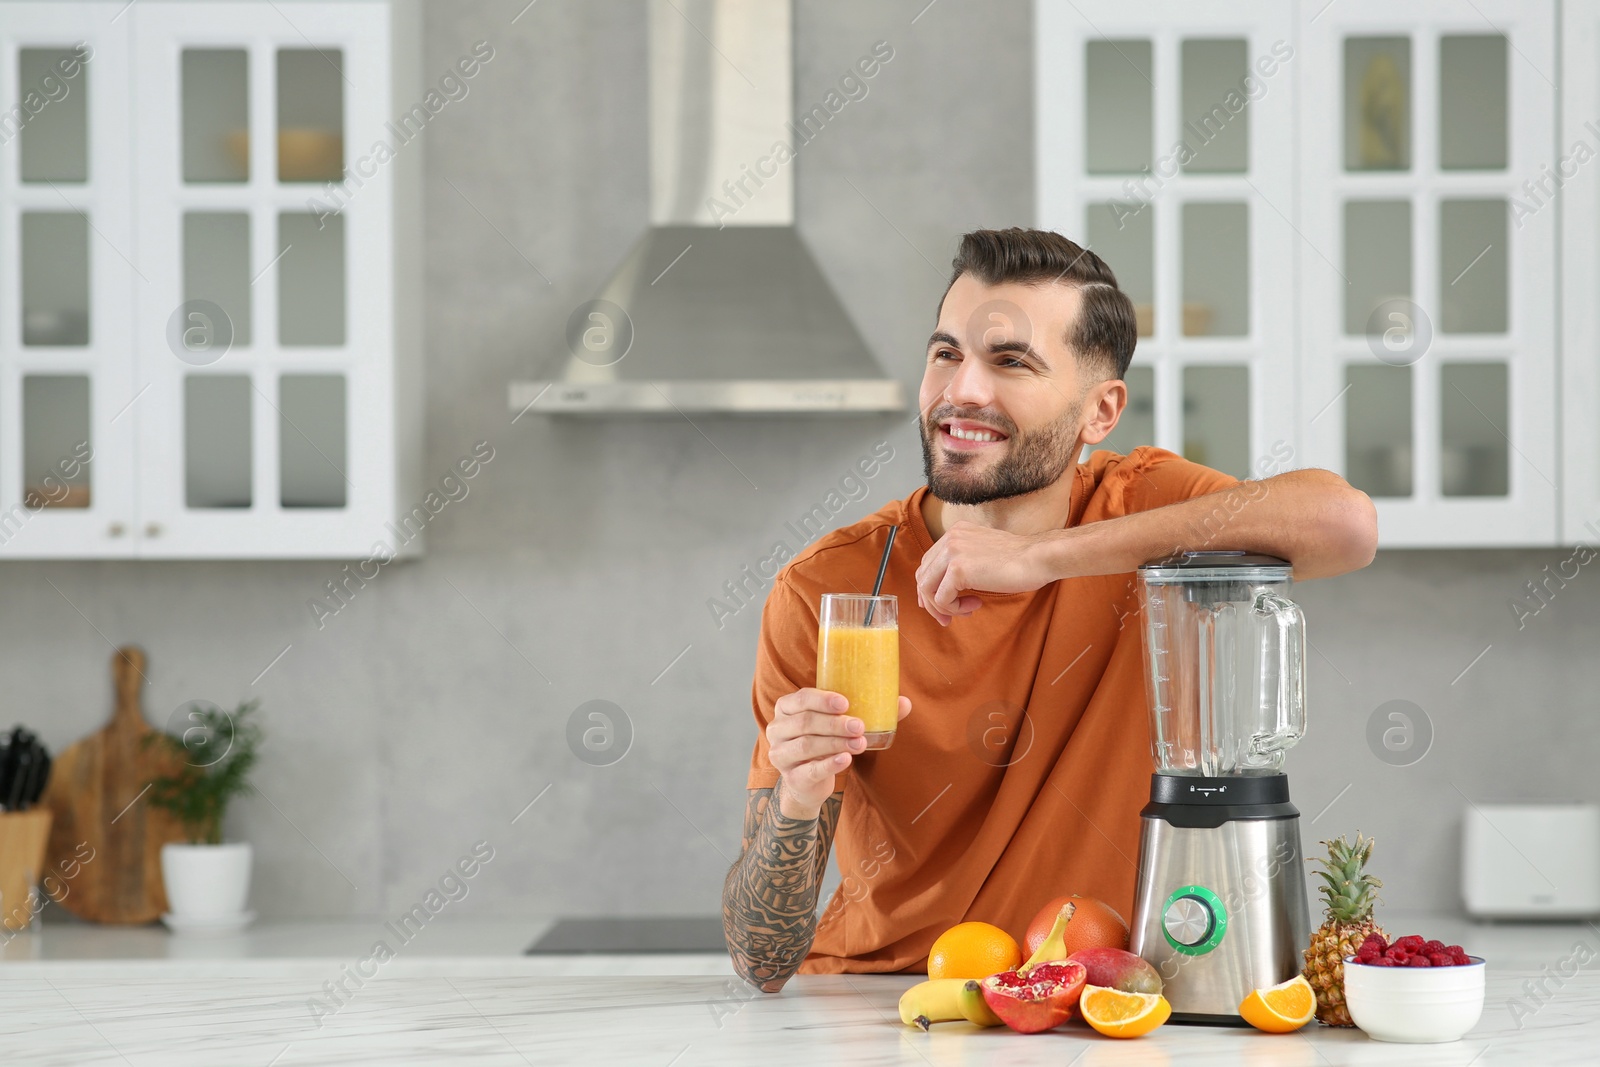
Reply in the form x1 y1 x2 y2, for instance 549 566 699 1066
722 785 841 992
1042 469 1378 581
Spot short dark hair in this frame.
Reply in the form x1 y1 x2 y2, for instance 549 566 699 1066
942 228 1137 380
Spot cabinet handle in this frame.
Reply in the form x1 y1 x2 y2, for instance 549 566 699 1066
107 522 125 538
144 522 163 538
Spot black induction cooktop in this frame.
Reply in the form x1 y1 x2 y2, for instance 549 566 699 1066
525 916 727 954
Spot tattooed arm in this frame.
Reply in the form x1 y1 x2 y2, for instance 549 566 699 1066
725 685 911 990
722 783 843 991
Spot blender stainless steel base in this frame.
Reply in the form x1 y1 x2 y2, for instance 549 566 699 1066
1129 774 1312 1024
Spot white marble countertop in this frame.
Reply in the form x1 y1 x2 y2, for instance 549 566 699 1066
0 913 1595 1064
0 917 736 978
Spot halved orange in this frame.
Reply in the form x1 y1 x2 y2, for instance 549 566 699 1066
1238 974 1316 1033
1079 984 1171 1038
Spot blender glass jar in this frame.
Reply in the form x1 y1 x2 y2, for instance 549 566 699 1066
1139 552 1307 776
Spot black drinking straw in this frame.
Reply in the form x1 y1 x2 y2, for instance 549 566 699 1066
863 525 898 625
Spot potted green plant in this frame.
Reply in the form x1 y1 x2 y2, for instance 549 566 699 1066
144 699 262 931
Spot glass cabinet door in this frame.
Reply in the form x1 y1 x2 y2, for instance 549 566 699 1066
131 2 395 557
1038 1 1298 486
0 6 139 557
1299 0 1556 546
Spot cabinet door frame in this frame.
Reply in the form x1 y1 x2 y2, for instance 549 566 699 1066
1561 0 1600 544
0 2 139 558
1037 0 1300 484
1297 0 1558 547
131 0 400 559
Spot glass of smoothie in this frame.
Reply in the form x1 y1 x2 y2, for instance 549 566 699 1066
816 594 899 750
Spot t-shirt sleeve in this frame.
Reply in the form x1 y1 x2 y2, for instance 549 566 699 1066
746 575 852 793
1114 445 1242 513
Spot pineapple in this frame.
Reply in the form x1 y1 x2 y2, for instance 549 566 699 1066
1301 833 1386 1027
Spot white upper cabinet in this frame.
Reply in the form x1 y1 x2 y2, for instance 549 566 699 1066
0 0 421 559
1038 1 1299 485
1037 0 1565 547
0 5 137 555
1299 0 1556 547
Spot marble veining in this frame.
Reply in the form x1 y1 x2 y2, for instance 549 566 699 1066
0 966 1596 1066
2 915 1597 1064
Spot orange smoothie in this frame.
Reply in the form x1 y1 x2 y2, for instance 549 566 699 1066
816 624 900 748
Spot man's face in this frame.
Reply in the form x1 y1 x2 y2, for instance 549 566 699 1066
919 274 1112 505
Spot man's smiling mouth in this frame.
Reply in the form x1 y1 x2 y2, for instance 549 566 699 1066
939 418 1010 449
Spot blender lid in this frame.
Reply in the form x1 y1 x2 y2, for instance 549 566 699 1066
1138 550 1292 581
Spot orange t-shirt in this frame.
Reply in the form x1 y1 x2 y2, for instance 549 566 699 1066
745 446 1240 974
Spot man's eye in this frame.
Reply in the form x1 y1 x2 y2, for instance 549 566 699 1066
1000 357 1026 368
933 349 958 361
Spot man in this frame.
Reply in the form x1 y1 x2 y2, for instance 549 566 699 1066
722 228 1377 991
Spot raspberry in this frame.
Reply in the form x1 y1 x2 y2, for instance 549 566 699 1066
1361 933 1388 953
1423 940 1447 955
1385 945 1409 961
1356 948 1379 963
1370 957 1397 967
1451 951 1472 966
1396 935 1426 952
1428 953 1454 967
1406 955 1432 967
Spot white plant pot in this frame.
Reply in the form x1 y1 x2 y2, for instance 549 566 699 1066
160 842 252 919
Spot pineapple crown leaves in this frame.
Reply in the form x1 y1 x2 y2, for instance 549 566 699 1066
1309 832 1383 921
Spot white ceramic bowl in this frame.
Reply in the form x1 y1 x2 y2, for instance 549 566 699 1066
1342 954 1486 1043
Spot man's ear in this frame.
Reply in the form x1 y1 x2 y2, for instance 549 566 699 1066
1078 378 1127 446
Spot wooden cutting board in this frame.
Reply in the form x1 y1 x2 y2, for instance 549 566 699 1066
40 646 189 924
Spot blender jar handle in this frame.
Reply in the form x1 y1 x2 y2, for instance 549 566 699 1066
1251 591 1307 756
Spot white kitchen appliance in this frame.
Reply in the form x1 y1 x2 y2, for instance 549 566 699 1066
1462 803 1600 919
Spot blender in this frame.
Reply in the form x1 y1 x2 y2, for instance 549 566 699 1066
1129 551 1311 1023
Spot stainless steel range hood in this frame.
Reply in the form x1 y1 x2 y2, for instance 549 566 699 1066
508 0 905 416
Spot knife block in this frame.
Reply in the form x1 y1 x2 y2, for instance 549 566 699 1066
0 810 54 931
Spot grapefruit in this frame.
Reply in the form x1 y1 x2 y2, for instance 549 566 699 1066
1023 894 1129 957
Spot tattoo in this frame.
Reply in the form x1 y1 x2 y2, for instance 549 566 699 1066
722 782 843 992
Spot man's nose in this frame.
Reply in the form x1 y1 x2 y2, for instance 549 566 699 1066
945 357 994 410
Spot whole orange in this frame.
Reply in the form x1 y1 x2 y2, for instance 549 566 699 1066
1023 895 1129 957
926 921 1022 980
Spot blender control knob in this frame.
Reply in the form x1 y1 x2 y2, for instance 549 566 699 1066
1163 895 1215 947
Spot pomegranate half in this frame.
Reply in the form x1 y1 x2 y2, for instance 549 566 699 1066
978 959 1088 1034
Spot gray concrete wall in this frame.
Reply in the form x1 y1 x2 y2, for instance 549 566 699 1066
18 1 1595 932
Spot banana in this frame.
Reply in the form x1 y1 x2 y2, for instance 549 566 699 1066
958 979 1004 1027
898 978 970 1029
1019 900 1077 975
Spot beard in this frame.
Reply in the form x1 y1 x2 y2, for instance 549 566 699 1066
920 400 1083 506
